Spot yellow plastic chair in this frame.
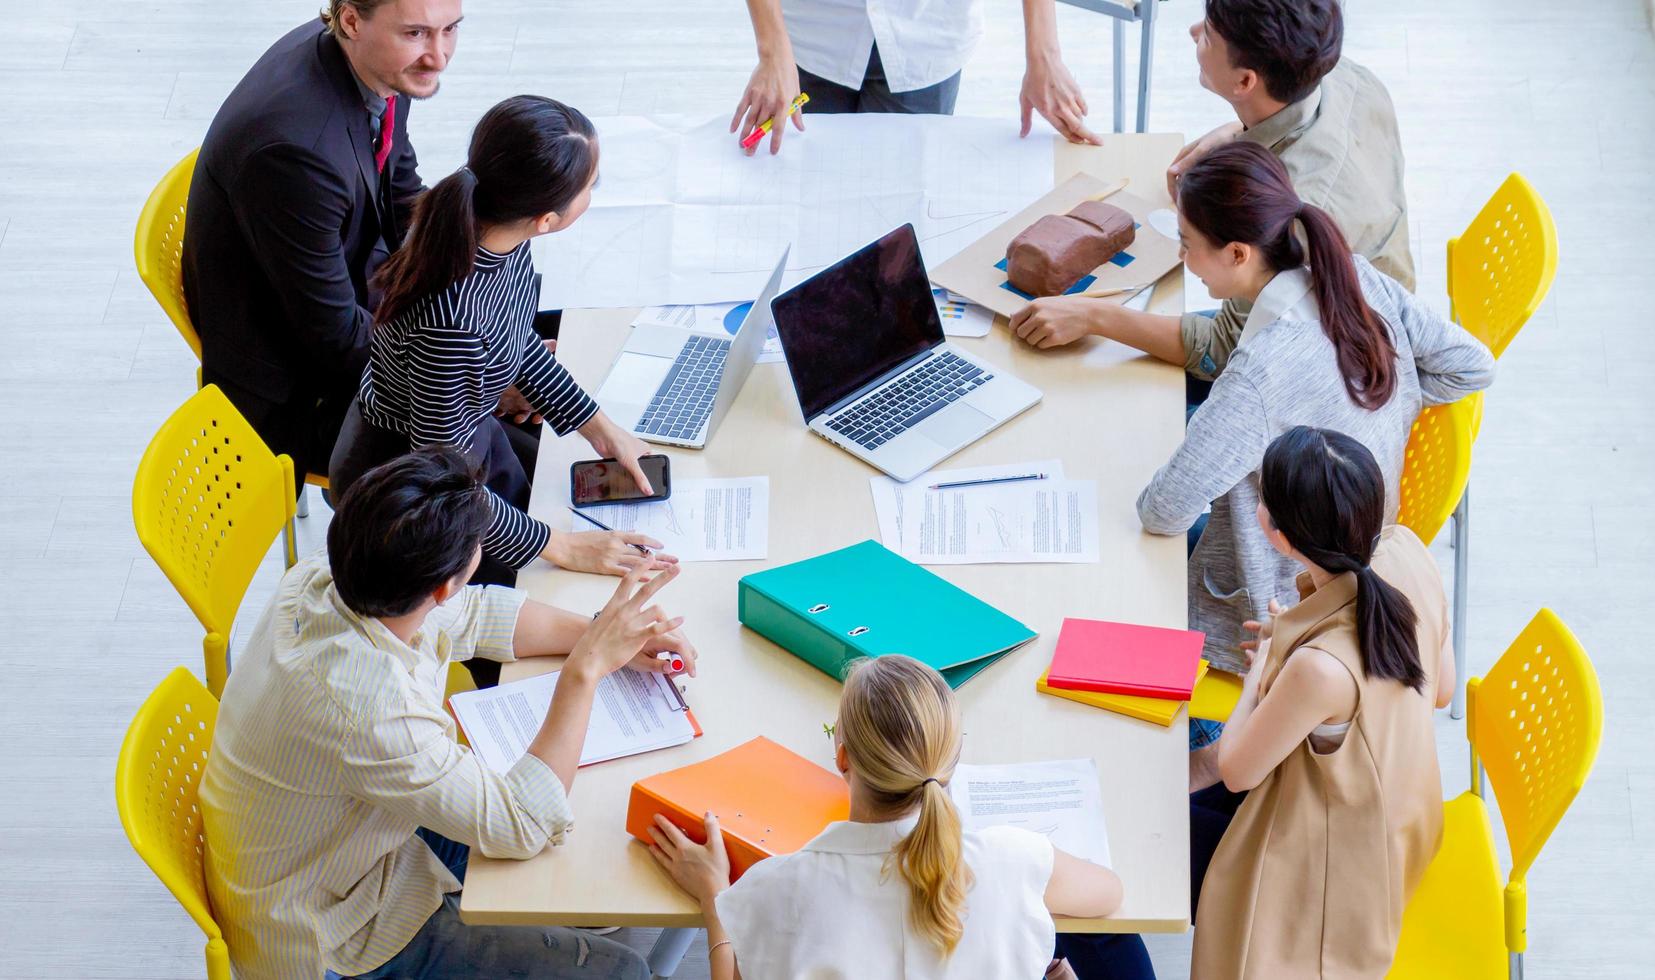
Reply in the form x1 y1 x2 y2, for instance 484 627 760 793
1388 608 1603 980
1448 173 1559 361
116 667 230 980
133 385 298 697
134 147 329 516
1397 391 1484 718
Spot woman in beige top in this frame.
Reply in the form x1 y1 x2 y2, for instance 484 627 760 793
1191 425 1456 979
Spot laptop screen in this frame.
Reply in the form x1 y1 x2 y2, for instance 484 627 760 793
770 224 944 421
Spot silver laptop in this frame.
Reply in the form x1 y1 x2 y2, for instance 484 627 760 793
596 249 790 449
770 225 1041 482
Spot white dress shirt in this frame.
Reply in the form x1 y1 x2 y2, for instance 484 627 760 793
716 818 1057 979
200 554 571 979
783 0 984 93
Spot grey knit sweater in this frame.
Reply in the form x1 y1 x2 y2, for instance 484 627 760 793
1137 257 1495 673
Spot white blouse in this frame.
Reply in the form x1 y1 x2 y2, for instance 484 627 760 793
782 0 983 93
716 818 1056 980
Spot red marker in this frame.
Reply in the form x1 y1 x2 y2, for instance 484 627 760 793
741 92 810 149
657 652 686 673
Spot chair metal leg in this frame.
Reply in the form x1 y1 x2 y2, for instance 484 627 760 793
1451 489 1470 719
647 927 700 978
296 485 311 518
1509 950 1523 980
1135 0 1157 132
1112 18 1125 133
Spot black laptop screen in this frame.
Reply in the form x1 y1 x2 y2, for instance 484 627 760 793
770 224 944 421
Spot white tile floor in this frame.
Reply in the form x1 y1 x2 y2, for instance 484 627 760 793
1 1 1649 977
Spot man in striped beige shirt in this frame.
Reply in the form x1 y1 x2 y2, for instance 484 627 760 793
201 448 696 978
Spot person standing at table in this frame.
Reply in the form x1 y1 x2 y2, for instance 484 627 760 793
733 0 1102 154
647 654 1154 980
1132 143 1490 788
182 0 464 487
1011 0 1413 390
1189 427 1453 978
202 448 697 980
330 95 674 597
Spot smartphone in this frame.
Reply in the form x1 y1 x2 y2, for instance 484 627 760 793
569 455 671 505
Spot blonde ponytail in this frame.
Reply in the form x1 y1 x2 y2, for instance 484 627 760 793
838 656 972 956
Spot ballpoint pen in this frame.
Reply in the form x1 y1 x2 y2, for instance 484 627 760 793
928 472 1048 491
567 506 651 555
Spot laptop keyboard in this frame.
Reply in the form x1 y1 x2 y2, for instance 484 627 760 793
637 334 731 440
825 351 992 451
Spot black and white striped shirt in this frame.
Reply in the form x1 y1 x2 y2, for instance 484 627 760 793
360 242 598 567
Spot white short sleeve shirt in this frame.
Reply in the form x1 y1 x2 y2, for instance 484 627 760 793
782 0 984 93
715 818 1056 979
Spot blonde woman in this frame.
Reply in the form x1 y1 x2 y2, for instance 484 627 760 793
647 655 1149 979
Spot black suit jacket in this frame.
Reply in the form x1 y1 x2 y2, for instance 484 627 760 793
182 20 422 430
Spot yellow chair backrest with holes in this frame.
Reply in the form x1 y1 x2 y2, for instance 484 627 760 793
1397 392 1483 546
1447 173 1558 360
133 385 297 697
135 148 202 363
1388 608 1603 979
116 667 230 980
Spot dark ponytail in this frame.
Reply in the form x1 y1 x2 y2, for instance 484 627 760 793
1177 141 1398 410
1259 426 1425 692
374 95 598 324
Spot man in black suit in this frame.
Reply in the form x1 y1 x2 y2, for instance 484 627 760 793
183 0 462 485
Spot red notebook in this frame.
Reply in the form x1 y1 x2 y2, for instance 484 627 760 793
1045 618 1206 700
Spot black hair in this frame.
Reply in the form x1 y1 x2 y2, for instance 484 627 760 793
1205 0 1343 105
326 447 492 618
1178 141 1397 410
1259 426 1425 692
374 95 598 324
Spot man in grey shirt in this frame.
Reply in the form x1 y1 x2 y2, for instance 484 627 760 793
1010 0 1413 383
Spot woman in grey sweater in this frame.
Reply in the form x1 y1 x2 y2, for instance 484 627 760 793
1137 142 1493 690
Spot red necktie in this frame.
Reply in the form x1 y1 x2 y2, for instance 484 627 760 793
374 95 397 174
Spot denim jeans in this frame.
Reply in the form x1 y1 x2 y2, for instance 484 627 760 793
342 830 649 980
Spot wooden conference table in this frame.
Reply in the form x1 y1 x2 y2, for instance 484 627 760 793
461 134 1192 939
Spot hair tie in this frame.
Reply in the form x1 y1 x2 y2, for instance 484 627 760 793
458 165 475 179
921 777 941 788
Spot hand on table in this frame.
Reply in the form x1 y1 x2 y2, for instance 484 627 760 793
542 529 677 577
579 412 658 497
1166 121 1244 198
1020 55 1101 145
732 57 804 156
1010 295 1106 349
647 811 732 908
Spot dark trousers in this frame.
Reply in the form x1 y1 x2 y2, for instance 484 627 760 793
1189 783 1249 924
1054 933 1156 980
209 374 350 496
799 45 961 114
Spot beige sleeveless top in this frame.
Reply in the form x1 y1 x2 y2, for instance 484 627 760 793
1191 526 1447 979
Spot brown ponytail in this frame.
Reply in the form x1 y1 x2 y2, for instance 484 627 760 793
838 656 972 956
1177 141 1398 410
373 95 597 325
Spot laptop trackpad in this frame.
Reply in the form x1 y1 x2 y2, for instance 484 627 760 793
598 351 673 406
923 402 994 447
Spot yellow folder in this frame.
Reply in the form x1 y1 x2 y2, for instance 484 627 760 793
1037 659 1212 726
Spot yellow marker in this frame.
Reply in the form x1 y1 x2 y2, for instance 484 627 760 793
743 92 810 148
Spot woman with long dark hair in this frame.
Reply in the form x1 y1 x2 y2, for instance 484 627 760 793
1189 426 1454 978
331 95 675 587
1134 141 1491 773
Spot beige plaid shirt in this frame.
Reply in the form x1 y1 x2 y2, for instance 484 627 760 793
1183 59 1415 379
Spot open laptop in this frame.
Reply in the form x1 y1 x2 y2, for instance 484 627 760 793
770 225 1041 482
595 248 790 449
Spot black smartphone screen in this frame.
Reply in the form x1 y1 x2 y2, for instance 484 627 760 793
570 455 671 505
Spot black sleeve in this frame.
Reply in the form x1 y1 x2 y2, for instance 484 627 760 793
232 141 373 384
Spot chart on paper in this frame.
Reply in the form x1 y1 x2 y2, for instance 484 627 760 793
535 114 1055 308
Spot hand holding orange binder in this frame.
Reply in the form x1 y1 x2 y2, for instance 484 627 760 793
626 736 850 881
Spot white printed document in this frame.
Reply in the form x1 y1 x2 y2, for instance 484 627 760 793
572 477 769 561
933 286 995 338
451 668 696 773
870 460 1099 564
950 758 1112 868
534 114 1055 309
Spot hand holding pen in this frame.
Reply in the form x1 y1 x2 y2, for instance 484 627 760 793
563 507 679 574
